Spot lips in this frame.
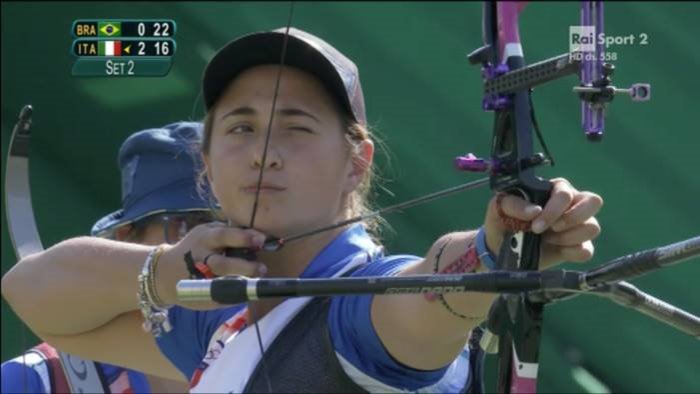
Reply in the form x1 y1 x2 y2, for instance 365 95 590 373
241 183 286 193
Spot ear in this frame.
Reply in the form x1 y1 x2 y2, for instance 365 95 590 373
114 224 133 241
344 139 374 193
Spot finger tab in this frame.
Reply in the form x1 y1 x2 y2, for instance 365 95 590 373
225 247 258 261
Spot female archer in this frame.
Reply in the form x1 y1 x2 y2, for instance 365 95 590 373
2 27 602 392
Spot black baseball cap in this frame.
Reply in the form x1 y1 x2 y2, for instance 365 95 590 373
202 27 367 126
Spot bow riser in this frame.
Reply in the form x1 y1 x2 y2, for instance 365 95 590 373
479 2 553 393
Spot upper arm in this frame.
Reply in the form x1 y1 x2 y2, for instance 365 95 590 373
328 255 472 391
39 310 185 381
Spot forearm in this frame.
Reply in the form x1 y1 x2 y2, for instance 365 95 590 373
1 236 152 336
372 230 497 369
398 230 496 334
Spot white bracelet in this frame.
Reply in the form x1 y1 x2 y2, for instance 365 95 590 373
137 245 172 337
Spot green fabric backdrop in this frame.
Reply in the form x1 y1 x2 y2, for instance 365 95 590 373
2 2 699 392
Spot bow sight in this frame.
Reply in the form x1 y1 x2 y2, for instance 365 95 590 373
466 1 650 143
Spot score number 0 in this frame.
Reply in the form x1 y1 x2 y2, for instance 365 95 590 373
137 22 170 37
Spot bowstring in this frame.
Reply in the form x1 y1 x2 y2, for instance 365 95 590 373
247 2 296 392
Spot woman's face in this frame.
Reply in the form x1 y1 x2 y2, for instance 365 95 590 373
204 65 370 237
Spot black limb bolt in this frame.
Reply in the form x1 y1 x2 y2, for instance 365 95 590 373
602 63 615 77
467 44 493 65
586 132 603 142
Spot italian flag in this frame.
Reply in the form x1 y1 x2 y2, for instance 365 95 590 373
99 41 121 56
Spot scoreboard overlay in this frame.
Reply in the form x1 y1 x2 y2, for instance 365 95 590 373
71 20 176 77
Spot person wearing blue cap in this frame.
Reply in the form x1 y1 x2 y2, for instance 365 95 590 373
2 121 216 393
3 28 603 392
90 121 216 244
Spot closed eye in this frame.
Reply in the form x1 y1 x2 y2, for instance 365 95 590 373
226 124 254 134
288 126 314 133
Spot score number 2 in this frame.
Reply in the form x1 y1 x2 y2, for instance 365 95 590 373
137 41 171 56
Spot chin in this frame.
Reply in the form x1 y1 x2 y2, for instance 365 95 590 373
220 210 283 235
249 220 294 238
223 201 333 238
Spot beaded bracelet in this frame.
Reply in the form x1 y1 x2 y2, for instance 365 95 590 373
146 245 169 307
425 236 486 320
137 245 172 337
438 239 485 320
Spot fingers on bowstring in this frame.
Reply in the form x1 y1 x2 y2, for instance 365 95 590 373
201 225 267 250
191 224 268 277
204 253 268 277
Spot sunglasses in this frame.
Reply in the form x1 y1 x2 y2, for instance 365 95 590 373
132 212 217 244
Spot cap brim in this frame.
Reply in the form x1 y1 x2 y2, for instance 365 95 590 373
91 179 211 237
203 30 353 119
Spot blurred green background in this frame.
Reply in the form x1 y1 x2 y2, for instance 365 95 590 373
2 2 699 392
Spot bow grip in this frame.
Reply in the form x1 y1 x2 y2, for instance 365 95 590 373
497 182 552 271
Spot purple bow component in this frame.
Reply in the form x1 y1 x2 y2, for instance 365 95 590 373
576 1 651 141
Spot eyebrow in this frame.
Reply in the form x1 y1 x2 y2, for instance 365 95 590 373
220 106 320 123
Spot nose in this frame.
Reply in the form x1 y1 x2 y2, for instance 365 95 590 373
251 137 283 170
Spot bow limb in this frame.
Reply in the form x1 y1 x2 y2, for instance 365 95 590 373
4 105 44 394
5 105 43 260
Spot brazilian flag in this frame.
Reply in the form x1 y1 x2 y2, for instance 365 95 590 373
98 22 121 37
